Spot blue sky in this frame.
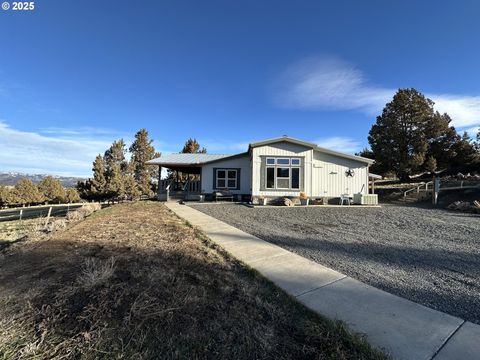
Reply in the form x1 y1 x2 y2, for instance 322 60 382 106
1 0 479 176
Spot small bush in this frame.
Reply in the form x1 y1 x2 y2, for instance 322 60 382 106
66 203 101 222
77 257 116 289
45 219 67 233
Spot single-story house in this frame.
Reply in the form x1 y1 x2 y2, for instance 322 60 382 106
147 136 376 203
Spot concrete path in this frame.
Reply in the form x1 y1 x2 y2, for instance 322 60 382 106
166 202 479 360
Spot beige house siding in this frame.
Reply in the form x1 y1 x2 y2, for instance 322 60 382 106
201 154 252 194
252 141 313 197
251 142 368 198
311 151 368 197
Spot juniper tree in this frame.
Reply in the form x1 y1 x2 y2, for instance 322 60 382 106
369 89 435 180
64 188 81 203
450 131 478 167
91 155 107 199
124 161 141 200
129 129 160 197
0 185 12 207
38 176 66 204
13 179 44 206
104 140 127 199
181 138 206 154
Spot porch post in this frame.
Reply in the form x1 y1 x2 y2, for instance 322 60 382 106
176 170 179 191
157 166 162 199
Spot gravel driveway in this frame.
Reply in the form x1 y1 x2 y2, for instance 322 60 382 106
190 203 480 324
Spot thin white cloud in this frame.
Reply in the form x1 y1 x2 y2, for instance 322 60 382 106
314 136 362 154
431 95 480 128
274 55 480 130
39 126 126 138
0 121 118 177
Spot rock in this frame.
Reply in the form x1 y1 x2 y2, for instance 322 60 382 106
447 201 473 212
283 198 294 207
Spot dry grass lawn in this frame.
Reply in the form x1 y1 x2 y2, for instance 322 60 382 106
0 202 386 359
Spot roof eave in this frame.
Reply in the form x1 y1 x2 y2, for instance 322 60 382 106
248 136 374 165
201 152 249 165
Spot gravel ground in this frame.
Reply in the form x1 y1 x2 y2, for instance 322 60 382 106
190 203 480 324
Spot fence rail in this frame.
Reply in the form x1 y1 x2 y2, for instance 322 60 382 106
0 203 84 222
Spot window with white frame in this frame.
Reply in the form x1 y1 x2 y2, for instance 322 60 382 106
265 157 301 190
216 169 237 189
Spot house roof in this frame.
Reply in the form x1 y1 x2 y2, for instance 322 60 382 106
248 136 375 165
146 152 249 167
146 153 231 166
147 136 374 167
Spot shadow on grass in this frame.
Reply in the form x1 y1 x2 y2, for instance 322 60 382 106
0 236 386 359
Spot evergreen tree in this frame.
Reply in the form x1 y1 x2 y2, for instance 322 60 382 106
64 188 81 203
76 179 93 201
181 138 207 154
90 155 107 199
104 140 127 199
369 88 435 180
0 185 12 207
13 179 44 206
426 114 461 171
424 156 437 173
450 131 478 167
38 176 66 204
476 129 480 152
129 129 160 197
124 161 141 200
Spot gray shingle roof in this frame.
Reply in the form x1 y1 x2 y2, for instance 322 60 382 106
146 153 232 166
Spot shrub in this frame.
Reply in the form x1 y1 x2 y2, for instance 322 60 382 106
77 257 116 288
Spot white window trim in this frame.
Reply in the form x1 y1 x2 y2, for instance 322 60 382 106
276 167 290 189
265 167 275 189
291 167 300 190
216 169 237 189
264 157 302 190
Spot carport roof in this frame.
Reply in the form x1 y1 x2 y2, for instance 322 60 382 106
146 152 248 167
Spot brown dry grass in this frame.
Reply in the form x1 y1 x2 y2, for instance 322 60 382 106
0 201 386 359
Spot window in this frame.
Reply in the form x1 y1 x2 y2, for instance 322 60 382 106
216 169 237 189
277 158 290 165
264 157 301 190
291 168 300 189
276 168 290 188
266 167 275 188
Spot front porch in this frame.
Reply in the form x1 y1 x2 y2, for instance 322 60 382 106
157 166 202 202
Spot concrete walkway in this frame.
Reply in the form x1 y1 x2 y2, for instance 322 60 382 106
166 202 479 360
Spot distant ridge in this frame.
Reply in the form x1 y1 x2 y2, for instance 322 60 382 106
0 172 87 187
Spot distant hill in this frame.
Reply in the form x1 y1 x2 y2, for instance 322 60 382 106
0 172 87 187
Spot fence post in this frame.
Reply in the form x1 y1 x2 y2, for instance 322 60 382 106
433 177 440 205
19 209 23 221
44 206 52 228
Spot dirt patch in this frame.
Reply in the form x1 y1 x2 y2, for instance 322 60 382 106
0 201 384 359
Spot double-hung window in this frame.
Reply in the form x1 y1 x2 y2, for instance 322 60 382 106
216 169 237 189
265 157 301 190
